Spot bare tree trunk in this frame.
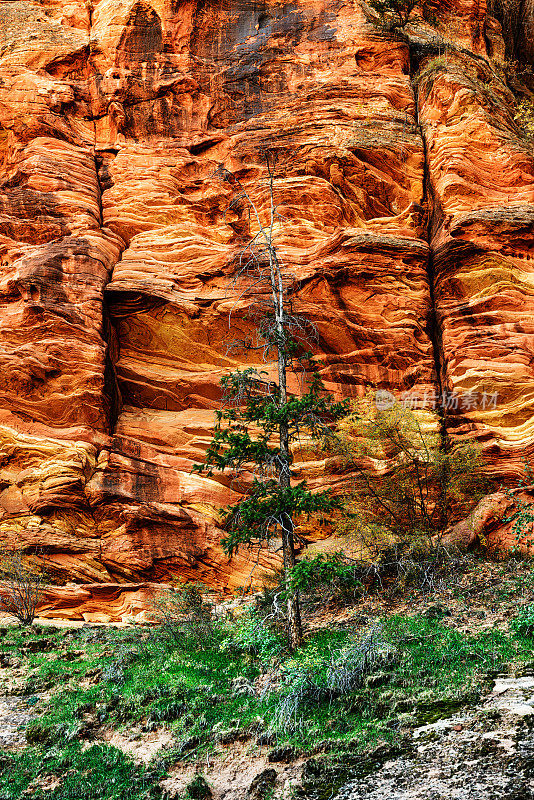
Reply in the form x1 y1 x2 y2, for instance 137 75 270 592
263 152 303 650
273 245 302 649
282 516 302 649
278 347 302 649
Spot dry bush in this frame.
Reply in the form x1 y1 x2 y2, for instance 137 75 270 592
149 584 215 649
325 394 488 558
514 99 534 138
271 625 395 733
0 547 46 625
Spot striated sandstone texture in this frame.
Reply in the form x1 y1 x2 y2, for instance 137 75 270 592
1 0 534 609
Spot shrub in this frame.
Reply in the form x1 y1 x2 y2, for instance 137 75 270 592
502 460 534 553
101 662 126 686
147 699 187 724
326 625 397 696
222 609 284 667
288 553 364 604
25 720 55 745
511 604 534 637
267 543 471 604
373 540 474 595
150 584 215 649
412 55 452 91
0 547 46 625
514 99 534 138
326 393 488 560
271 625 394 733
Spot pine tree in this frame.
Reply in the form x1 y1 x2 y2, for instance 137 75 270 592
193 151 348 649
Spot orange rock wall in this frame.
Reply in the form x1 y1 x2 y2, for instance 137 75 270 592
1 0 534 593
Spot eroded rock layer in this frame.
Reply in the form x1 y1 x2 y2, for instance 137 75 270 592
0 0 533 598
418 53 534 478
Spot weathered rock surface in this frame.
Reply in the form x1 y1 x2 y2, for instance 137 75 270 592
35 581 164 623
1 0 534 609
418 54 534 478
0 694 40 750
333 674 534 800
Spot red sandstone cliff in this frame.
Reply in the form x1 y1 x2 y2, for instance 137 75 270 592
1 0 534 606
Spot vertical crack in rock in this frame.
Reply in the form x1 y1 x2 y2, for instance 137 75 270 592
408 54 448 446
0 0 131 585
487 0 534 68
411 84 442 388
411 7 534 488
93 149 123 436
87 0 123 439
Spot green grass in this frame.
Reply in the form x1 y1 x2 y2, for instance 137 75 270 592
0 744 164 800
1 611 534 799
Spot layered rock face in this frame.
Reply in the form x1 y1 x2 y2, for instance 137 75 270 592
1 0 534 602
419 54 534 477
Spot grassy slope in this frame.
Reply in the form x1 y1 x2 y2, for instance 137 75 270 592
1 582 534 800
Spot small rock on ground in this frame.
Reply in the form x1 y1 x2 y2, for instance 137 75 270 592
0 695 39 749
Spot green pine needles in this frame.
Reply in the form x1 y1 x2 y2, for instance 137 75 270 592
195 367 347 558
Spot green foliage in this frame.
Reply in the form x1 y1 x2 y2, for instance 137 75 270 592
221 609 285 666
261 615 528 737
503 461 534 552
412 55 452 90
3 609 534 796
271 625 395 734
24 720 55 746
288 553 364 603
0 743 164 800
193 367 348 556
327 394 488 555
207 156 352 647
223 479 342 556
511 603 534 637
506 501 534 551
